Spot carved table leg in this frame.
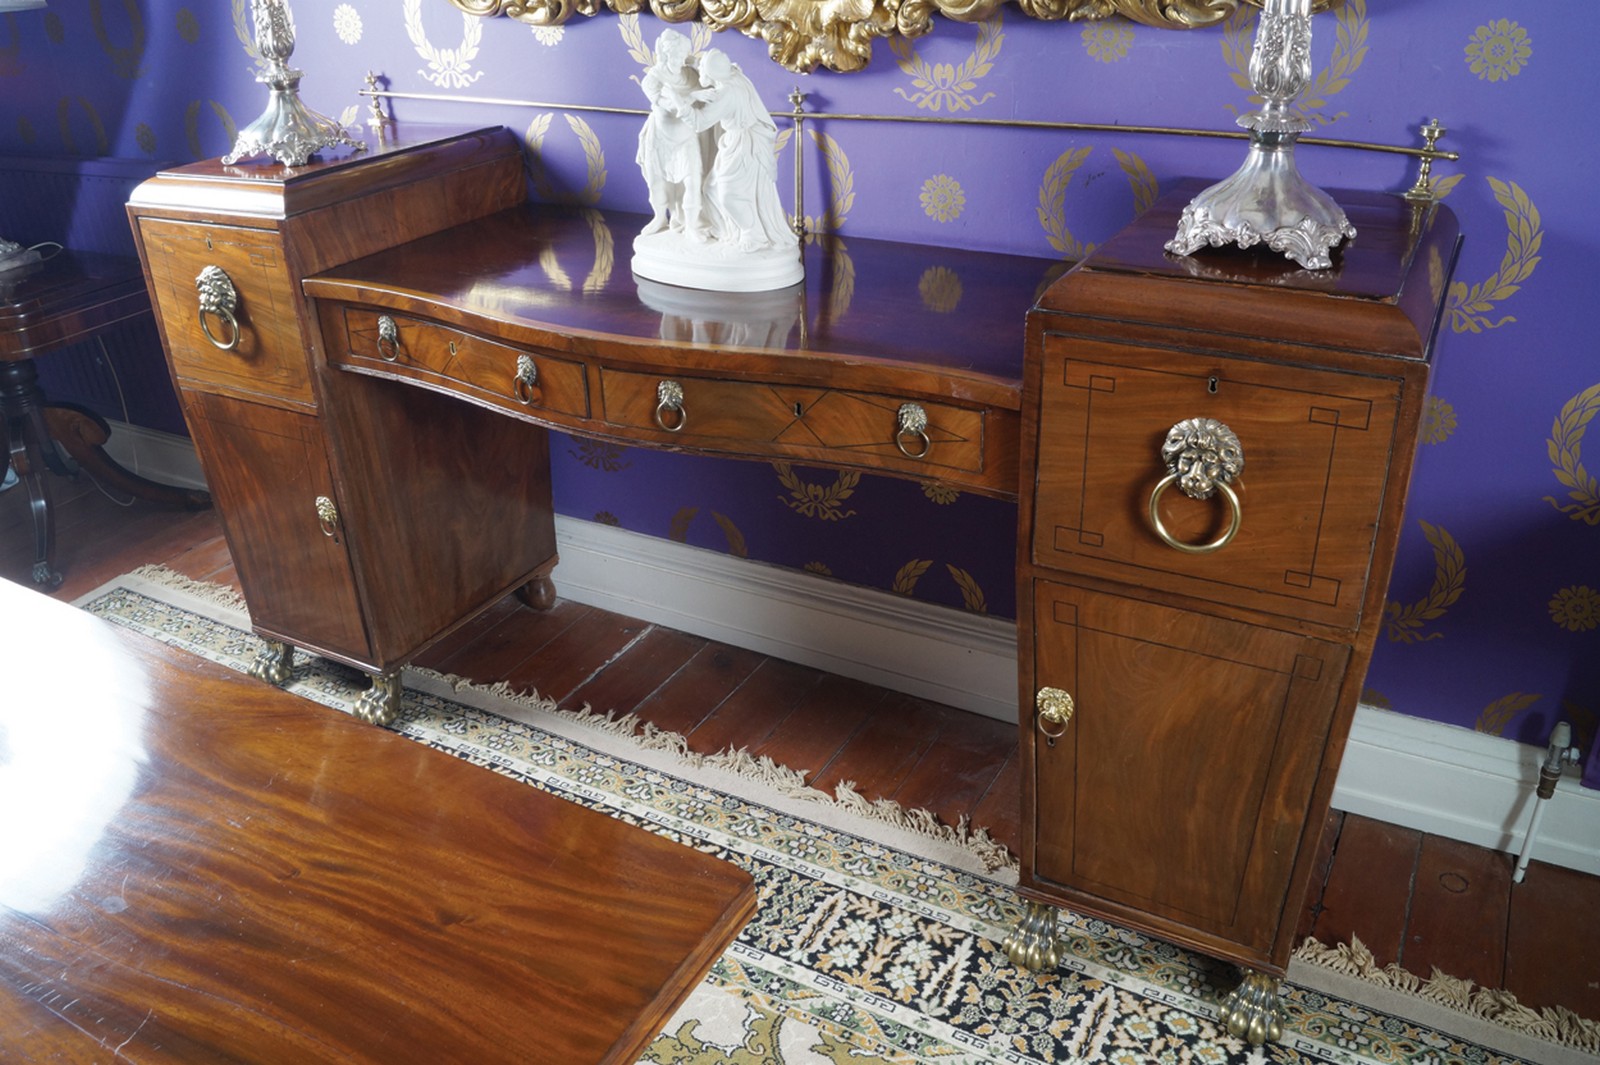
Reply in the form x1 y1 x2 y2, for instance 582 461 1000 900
1218 968 1285 1046
249 639 295 686
353 670 402 726
1003 899 1061 971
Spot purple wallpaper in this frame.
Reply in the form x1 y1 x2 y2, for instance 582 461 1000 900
3 2 1594 785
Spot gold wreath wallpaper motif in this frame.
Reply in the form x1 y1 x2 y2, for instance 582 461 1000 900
0 1 1593 783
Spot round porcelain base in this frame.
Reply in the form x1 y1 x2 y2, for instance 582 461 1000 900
631 229 803 293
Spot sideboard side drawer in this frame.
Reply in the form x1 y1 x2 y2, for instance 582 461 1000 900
1032 332 1404 629
337 308 590 420
138 218 313 405
597 368 987 476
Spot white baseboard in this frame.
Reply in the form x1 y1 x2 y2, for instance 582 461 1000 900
1333 704 1600 876
102 420 208 491
102 433 1599 875
551 515 1021 721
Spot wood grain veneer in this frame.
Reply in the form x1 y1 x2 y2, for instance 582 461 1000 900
0 576 755 1065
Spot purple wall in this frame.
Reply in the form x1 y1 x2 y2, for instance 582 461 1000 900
3 1 1595 784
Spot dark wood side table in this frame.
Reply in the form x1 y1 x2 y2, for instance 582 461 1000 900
0 250 209 586
0 576 757 1063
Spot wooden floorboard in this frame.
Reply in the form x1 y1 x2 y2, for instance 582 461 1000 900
1310 814 1420 968
629 640 766 739
1401 835 1512 990
14 478 1600 1029
1505 860 1600 1020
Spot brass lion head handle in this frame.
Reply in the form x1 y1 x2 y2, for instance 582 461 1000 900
1148 417 1244 554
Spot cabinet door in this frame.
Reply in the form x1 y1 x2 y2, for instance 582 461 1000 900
1028 578 1347 959
184 391 370 661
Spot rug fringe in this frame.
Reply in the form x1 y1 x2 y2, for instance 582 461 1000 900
129 563 251 613
428 668 1018 874
1292 935 1600 1056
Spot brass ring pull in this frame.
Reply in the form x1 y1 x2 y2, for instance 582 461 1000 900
315 495 340 543
513 354 538 405
1146 417 1244 555
376 315 400 362
654 379 686 432
895 402 930 459
1148 475 1242 554
195 265 240 352
1036 686 1075 741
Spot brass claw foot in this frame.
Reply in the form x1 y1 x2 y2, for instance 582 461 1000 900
1218 968 1285 1046
353 670 402 726
1003 900 1061 971
249 640 295 686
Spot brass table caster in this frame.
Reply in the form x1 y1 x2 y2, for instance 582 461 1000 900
249 639 295 686
1002 900 1061 972
353 670 402 726
1218 968 1285 1046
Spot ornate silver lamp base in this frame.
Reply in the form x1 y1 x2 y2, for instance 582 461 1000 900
1166 0 1353 272
223 67 364 168
1166 132 1355 271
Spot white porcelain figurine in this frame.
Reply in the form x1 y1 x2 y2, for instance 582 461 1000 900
632 31 802 293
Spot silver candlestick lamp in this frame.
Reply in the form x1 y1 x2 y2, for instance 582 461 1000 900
222 0 363 168
1166 0 1354 271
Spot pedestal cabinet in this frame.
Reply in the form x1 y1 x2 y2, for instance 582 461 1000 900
1005 184 1460 1044
127 128 560 723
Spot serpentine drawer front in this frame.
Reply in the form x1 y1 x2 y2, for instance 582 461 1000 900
1031 333 1404 630
597 368 987 476
137 218 314 407
337 307 591 420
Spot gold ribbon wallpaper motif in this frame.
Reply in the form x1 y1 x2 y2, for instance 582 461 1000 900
1382 521 1465 644
1447 178 1543 334
890 12 1003 113
91 0 145 80
1543 383 1600 526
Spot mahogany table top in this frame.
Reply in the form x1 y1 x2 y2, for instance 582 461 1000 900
0 250 151 362
0 578 755 1064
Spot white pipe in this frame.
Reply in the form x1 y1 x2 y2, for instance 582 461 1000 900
1514 722 1580 884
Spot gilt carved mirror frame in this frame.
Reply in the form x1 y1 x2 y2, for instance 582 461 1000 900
448 0 1338 75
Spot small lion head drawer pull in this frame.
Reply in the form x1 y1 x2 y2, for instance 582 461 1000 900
1036 686 1075 744
376 315 400 361
195 265 240 351
314 495 340 543
1147 417 1244 555
895 403 930 459
655 379 686 432
513 354 539 405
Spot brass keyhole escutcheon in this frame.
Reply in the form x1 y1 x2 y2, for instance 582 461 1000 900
1036 686 1074 746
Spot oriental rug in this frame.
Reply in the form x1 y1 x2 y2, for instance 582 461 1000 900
76 566 1598 1065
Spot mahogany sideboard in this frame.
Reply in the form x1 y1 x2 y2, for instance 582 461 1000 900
127 126 1060 723
129 126 1457 1045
